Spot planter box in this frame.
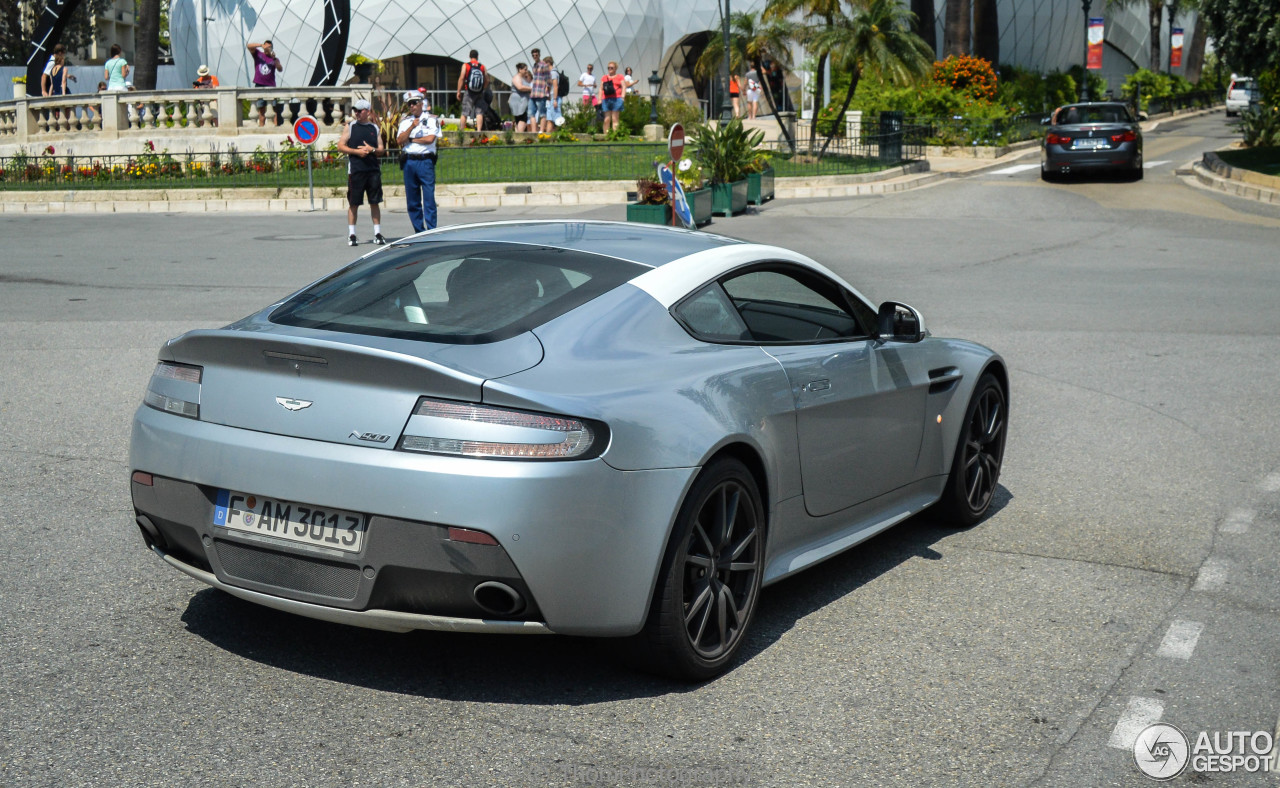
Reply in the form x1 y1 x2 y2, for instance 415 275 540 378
711 179 749 216
746 167 775 205
687 187 713 226
626 202 671 225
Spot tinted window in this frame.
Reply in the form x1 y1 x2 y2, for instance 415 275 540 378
674 283 751 341
721 268 867 343
270 241 645 344
1059 105 1133 124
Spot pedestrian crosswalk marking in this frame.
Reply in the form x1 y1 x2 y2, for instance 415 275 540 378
988 164 1041 175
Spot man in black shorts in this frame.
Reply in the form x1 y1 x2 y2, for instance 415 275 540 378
336 98 386 246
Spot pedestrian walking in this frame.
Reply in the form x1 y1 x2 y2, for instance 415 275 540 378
246 40 283 126
599 62 625 133
337 98 386 247
729 74 741 118
529 48 551 132
623 66 638 95
456 49 490 131
396 91 439 234
745 70 762 119
104 44 129 91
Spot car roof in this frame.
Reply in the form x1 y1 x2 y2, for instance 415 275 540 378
403 220 744 267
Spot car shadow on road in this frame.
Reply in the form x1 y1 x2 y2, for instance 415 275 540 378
180 484 1012 701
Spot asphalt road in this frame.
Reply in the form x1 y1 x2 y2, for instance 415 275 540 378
2 111 1279 787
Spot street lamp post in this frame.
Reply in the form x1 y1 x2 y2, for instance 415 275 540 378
720 0 734 122
647 70 662 124
1081 0 1092 102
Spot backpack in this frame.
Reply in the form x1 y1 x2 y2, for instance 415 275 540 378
557 71 570 98
466 62 485 93
601 75 617 99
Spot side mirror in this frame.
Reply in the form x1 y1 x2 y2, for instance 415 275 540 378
876 301 927 343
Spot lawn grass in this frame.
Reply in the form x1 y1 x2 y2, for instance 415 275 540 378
1217 146 1280 176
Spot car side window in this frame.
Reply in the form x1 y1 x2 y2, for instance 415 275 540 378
720 267 868 343
673 283 752 341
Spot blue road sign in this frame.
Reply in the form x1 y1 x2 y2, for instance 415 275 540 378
656 162 694 230
293 116 320 145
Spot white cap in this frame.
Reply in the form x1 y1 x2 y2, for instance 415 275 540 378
353 98 371 111
402 90 421 102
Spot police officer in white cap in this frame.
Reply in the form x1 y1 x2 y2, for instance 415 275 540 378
395 90 440 233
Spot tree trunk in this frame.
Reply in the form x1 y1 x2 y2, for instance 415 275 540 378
1148 1 1162 72
972 0 998 65
911 0 937 56
756 57 796 154
943 0 971 58
1184 15 1207 82
134 0 160 90
816 71 860 162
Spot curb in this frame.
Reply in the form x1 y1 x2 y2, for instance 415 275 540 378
1188 160 1280 204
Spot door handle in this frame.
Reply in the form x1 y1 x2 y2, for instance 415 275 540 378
804 379 831 392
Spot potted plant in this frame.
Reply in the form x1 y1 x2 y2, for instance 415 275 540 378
691 119 762 216
345 53 381 83
626 177 671 225
12 76 26 100
677 158 713 227
745 151 775 205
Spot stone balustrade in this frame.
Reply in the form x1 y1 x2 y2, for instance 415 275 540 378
0 86 371 153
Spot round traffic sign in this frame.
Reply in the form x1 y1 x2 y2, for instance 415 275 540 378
293 115 320 145
668 123 685 161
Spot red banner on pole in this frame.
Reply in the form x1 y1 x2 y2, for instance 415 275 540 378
1087 18 1105 70
1170 27 1184 68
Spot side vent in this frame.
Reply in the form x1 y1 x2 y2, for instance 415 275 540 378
928 366 963 394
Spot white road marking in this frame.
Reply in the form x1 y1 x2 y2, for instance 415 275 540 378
1267 711 1280 772
1221 508 1255 534
1143 160 1171 169
1193 559 1229 592
1156 620 1205 660
1261 472 1280 493
988 163 1040 175
1109 697 1164 749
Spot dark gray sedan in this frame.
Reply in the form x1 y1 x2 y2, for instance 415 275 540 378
1040 102 1143 181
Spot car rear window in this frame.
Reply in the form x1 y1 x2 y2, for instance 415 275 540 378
1058 105 1133 124
270 241 647 344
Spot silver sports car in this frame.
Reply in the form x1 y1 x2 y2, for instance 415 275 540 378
130 221 1007 680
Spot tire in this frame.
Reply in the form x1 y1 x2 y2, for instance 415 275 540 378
1040 166 1055 182
938 373 1007 527
1132 165 1144 181
628 458 765 681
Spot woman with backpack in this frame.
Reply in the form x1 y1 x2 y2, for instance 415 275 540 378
599 62 626 133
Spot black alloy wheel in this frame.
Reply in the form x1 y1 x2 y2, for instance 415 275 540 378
941 374 1007 526
631 458 764 681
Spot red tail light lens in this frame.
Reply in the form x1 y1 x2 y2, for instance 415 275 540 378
1046 133 1070 146
1111 130 1137 143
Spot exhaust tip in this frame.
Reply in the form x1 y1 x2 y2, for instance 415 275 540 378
136 514 168 552
473 581 525 617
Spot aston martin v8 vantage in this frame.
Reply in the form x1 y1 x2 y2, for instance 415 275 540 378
130 220 1008 680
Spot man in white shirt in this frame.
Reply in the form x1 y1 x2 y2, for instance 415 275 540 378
578 64 596 107
395 90 440 233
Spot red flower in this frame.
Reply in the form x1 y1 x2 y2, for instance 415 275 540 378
45 145 55 155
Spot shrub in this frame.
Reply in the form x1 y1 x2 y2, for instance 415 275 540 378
635 177 669 205
1240 106 1280 147
933 55 998 102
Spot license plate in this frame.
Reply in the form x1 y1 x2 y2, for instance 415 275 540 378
213 490 367 553
1073 138 1107 149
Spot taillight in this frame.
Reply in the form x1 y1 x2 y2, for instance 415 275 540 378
144 361 202 419
1046 133 1070 146
399 397 603 460
1110 130 1137 143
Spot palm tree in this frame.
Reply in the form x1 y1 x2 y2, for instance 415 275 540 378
765 0 844 127
973 0 999 65
808 0 934 160
911 0 937 53
696 11 801 151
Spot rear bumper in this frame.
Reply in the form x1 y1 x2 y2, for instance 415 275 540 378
1042 142 1140 172
130 404 698 636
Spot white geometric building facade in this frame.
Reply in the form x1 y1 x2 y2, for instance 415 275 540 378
168 0 1197 93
